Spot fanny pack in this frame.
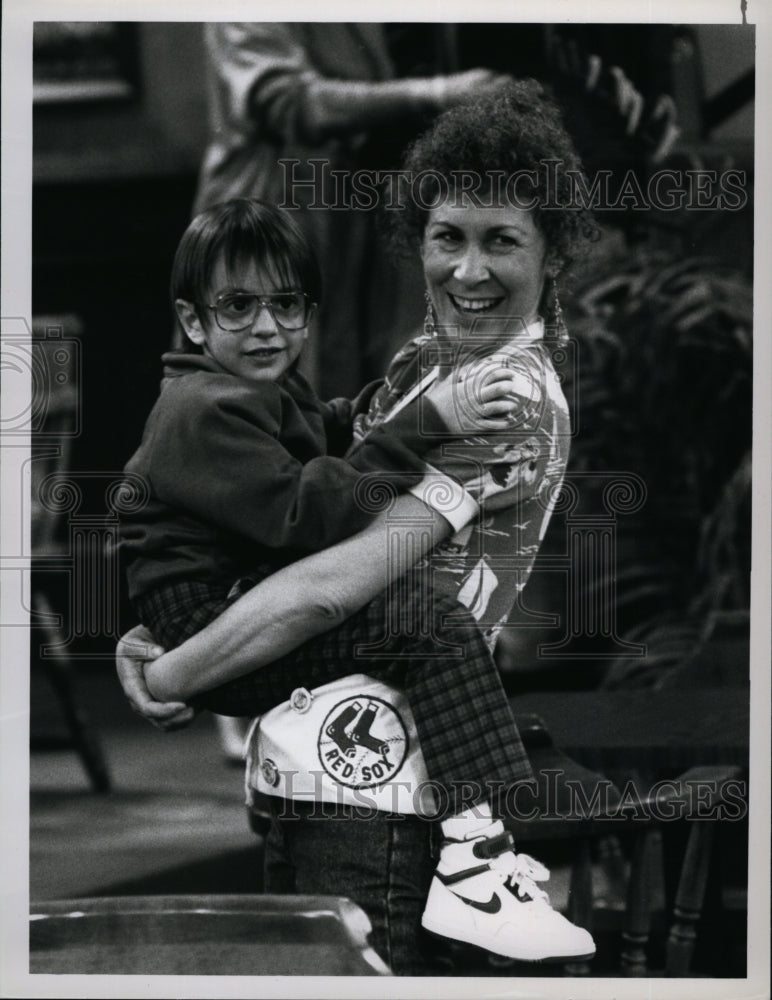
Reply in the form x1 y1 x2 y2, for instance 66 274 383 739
245 674 436 817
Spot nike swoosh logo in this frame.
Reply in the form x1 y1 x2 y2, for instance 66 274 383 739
454 892 502 914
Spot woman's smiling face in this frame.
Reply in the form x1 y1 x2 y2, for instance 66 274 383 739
420 199 549 341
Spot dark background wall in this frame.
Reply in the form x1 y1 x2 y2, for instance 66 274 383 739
34 24 208 181
34 25 208 484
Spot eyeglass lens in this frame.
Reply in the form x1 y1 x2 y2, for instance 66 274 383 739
216 293 308 331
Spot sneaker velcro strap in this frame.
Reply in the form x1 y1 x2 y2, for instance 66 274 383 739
473 831 515 859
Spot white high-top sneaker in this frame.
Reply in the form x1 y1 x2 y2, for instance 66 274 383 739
421 821 596 962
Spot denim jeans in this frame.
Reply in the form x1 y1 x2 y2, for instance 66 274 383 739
262 797 441 975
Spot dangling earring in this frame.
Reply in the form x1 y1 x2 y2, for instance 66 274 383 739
424 290 437 337
547 273 568 342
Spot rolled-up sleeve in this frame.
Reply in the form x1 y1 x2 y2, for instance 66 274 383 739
408 469 480 532
206 22 316 143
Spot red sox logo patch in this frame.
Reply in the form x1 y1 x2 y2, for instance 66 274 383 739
317 696 409 789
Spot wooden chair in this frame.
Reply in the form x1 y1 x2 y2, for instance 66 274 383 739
504 713 624 976
496 719 745 977
619 764 746 977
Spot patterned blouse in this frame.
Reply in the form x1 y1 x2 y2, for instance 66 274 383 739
350 318 571 649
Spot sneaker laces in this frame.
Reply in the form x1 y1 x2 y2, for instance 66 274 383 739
491 851 551 903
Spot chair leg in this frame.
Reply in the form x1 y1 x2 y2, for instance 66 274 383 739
564 836 593 976
666 822 715 976
621 826 658 976
33 589 111 793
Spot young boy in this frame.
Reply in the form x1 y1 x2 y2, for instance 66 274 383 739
122 199 457 651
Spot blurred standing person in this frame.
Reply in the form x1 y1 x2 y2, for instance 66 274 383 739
193 22 509 398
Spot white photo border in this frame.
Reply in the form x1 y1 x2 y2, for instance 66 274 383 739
2 1 769 998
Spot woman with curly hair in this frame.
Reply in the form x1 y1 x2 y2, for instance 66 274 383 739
117 80 602 975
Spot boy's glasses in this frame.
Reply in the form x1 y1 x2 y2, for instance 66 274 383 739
204 292 313 332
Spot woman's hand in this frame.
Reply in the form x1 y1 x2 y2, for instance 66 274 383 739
426 360 523 435
116 625 196 731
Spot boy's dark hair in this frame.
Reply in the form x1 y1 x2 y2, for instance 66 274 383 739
387 78 599 274
171 198 322 326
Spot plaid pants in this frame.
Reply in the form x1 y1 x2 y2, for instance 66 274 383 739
135 576 534 803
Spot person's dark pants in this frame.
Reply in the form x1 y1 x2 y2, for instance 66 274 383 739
262 798 439 976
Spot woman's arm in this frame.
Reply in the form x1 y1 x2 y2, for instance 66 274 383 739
296 70 510 142
116 625 195 731
145 491 455 702
208 23 509 146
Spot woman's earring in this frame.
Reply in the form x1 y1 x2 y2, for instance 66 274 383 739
424 290 437 337
547 274 568 342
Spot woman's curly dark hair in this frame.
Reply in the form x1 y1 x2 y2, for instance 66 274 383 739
387 78 599 273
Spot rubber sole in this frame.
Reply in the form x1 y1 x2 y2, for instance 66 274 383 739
422 923 596 965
